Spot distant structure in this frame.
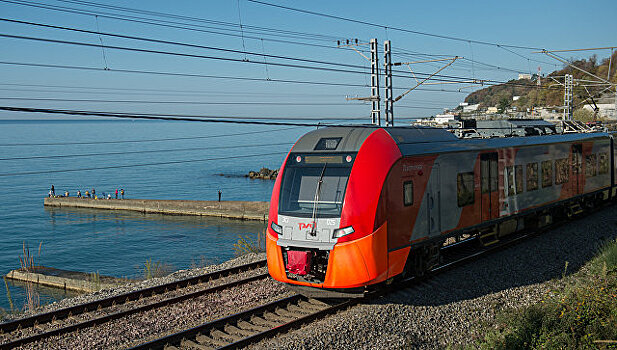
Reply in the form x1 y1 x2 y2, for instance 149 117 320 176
518 73 532 80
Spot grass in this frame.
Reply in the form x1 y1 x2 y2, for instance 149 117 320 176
475 239 617 349
18 242 42 313
233 228 266 257
88 271 101 291
141 259 173 280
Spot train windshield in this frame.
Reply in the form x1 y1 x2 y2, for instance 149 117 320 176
279 154 354 218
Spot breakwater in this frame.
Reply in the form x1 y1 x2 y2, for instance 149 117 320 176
44 197 270 221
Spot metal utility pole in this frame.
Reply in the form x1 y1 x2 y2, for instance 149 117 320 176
384 40 394 126
340 38 381 125
563 74 574 120
369 38 381 125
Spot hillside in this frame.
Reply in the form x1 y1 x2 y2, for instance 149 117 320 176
464 51 617 112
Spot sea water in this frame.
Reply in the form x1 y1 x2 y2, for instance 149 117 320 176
0 119 311 311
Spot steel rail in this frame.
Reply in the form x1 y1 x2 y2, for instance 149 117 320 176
127 203 602 350
0 260 267 349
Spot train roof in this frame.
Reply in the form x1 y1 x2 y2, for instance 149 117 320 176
290 126 610 156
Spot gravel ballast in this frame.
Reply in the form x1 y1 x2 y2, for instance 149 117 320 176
250 206 617 350
5 205 617 349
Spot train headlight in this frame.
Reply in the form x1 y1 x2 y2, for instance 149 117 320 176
332 226 354 239
270 221 283 235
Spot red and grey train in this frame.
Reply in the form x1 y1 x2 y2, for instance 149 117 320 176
266 126 615 296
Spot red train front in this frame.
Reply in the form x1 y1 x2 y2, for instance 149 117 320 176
266 126 417 296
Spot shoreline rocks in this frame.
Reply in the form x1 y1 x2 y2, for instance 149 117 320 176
247 168 278 180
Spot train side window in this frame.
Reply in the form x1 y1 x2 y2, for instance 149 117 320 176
542 160 553 188
599 152 609 174
505 166 515 196
403 181 413 206
515 165 524 194
555 158 569 184
457 172 475 207
526 163 539 191
585 154 597 177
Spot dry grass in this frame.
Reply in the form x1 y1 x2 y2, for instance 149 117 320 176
18 242 42 312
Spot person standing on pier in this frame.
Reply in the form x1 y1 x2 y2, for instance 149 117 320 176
77 190 81 198
120 188 124 199
115 189 118 199
51 185 55 197
92 188 95 199
218 189 222 202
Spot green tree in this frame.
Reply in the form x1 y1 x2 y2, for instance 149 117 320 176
497 97 511 113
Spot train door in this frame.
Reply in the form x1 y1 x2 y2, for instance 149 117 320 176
480 152 499 221
426 164 441 235
571 144 583 195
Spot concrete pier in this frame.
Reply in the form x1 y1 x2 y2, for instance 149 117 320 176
44 197 270 221
5 267 127 292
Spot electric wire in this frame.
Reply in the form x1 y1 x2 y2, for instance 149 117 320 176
0 61 472 93
0 0 359 53
0 151 287 177
0 18 372 72
0 18 562 87
0 97 447 110
245 0 543 50
0 126 304 146
0 106 369 126
0 141 294 161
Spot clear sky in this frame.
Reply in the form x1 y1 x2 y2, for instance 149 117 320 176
0 0 615 123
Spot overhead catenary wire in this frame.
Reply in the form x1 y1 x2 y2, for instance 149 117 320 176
245 0 543 51
0 19 568 88
0 61 472 94
0 106 370 126
0 141 295 161
0 97 447 110
0 0 361 53
0 151 287 177
0 126 304 146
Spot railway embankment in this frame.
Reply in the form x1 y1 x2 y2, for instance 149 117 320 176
43 197 269 221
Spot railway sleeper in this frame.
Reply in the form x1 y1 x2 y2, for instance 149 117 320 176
262 311 291 323
180 338 211 350
236 320 270 332
249 316 280 328
210 329 240 342
195 333 227 347
224 324 257 337
285 304 313 315
274 307 303 319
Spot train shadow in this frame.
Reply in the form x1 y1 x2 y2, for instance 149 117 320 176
381 205 617 307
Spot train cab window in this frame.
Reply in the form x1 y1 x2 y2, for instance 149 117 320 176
403 181 413 206
585 154 597 178
599 153 609 174
542 160 553 188
515 165 524 194
555 158 569 184
457 172 475 207
526 163 539 191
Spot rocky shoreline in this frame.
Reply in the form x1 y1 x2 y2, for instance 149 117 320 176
247 167 278 180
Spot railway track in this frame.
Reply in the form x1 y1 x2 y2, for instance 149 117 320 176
0 260 268 350
127 224 546 350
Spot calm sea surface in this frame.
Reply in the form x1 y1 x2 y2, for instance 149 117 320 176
0 119 311 311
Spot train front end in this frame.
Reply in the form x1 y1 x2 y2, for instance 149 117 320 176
266 127 402 297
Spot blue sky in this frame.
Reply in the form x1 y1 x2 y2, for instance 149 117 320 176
0 0 615 122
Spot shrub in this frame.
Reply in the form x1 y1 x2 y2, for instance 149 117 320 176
477 239 617 349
